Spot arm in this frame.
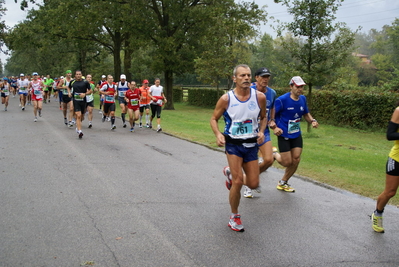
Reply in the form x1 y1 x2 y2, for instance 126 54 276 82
269 107 277 129
256 92 266 144
303 113 319 128
210 94 228 147
387 107 399 140
162 91 167 103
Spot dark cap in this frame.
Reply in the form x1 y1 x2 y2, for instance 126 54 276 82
255 67 271 77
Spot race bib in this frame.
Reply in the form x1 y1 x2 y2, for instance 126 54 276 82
105 95 115 102
130 98 139 106
231 119 253 137
288 118 301 134
86 94 94 102
63 89 68 95
119 91 126 97
34 90 42 96
19 87 26 91
74 92 84 101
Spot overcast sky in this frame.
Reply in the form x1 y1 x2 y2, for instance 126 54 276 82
1 0 398 63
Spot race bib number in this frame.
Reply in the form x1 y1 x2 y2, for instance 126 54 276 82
86 94 94 102
34 90 42 96
130 98 139 106
119 91 126 97
74 92 84 101
19 87 26 91
231 119 253 136
63 89 68 95
288 118 301 134
105 95 115 102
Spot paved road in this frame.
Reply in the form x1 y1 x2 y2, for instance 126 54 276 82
1 95 399 267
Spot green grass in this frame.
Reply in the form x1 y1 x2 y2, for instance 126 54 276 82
160 102 398 206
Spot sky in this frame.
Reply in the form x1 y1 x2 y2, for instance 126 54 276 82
1 0 398 63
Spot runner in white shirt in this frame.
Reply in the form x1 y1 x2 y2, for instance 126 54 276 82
148 78 167 132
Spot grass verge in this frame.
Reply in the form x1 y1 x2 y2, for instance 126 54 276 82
160 102 397 206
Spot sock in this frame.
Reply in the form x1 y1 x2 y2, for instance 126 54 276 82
133 122 135 127
121 113 126 123
230 213 238 218
146 114 149 123
111 116 115 125
157 124 161 129
139 115 142 123
375 209 384 216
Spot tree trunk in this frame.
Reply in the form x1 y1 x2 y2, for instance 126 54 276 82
113 31 122 80
163 69 175 110
124 37 132 81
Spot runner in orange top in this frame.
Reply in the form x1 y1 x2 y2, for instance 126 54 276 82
139 79 151 128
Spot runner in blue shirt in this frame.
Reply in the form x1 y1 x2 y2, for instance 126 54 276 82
272 76 318 192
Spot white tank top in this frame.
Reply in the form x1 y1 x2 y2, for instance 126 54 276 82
223 88 260 140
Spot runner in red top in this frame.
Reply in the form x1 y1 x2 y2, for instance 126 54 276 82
99 75 117 130
28 72 45 122
124 81 141 132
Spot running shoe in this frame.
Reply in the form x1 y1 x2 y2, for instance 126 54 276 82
38 109 42 117
34 117 37 122
371 213 384 233
146 123 149 128
228 214 244 232
106 117 110 122
4 107 7 111
157 127 162 133
19 103 21 107
64 118 67 125
111 125 116 130
99 110 102 114
243 186 253 198
223 166 232 190
78 131 83 139
88 122 92 128
276 180 295 192
123 123 127 128
102 116 105 123
68 121 73 128
139 122 142 128
149 123 152 129
22 106 25 111
130 128 134 132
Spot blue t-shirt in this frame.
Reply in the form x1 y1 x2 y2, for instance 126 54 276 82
251 85 276 133
274 92 309 139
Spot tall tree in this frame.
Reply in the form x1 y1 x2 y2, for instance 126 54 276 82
274 0 356 108
130 0 265 109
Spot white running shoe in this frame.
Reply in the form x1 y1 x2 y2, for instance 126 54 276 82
243 186 253 198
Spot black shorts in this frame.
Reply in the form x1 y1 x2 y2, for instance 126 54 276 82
73 100 86 113
118 97 127 105
86 101 94 108
150 104 162 118
104 102 116 114
277 135 303 153
140 105 150 113
62 95 72 103
386 157 399 176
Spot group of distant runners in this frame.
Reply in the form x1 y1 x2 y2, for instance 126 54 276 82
0 70 167 138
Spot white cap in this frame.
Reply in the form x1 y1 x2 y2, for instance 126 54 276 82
60 76 64 79
120 74 126 79
20 73 24 76
101 75 106 78
289 76 306 86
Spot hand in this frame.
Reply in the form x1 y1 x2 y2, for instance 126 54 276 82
273 127 283 136
257 132 265 145
216 133 226 147
312 121 319 128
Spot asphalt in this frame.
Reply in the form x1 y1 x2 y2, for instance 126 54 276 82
1 95 399 267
